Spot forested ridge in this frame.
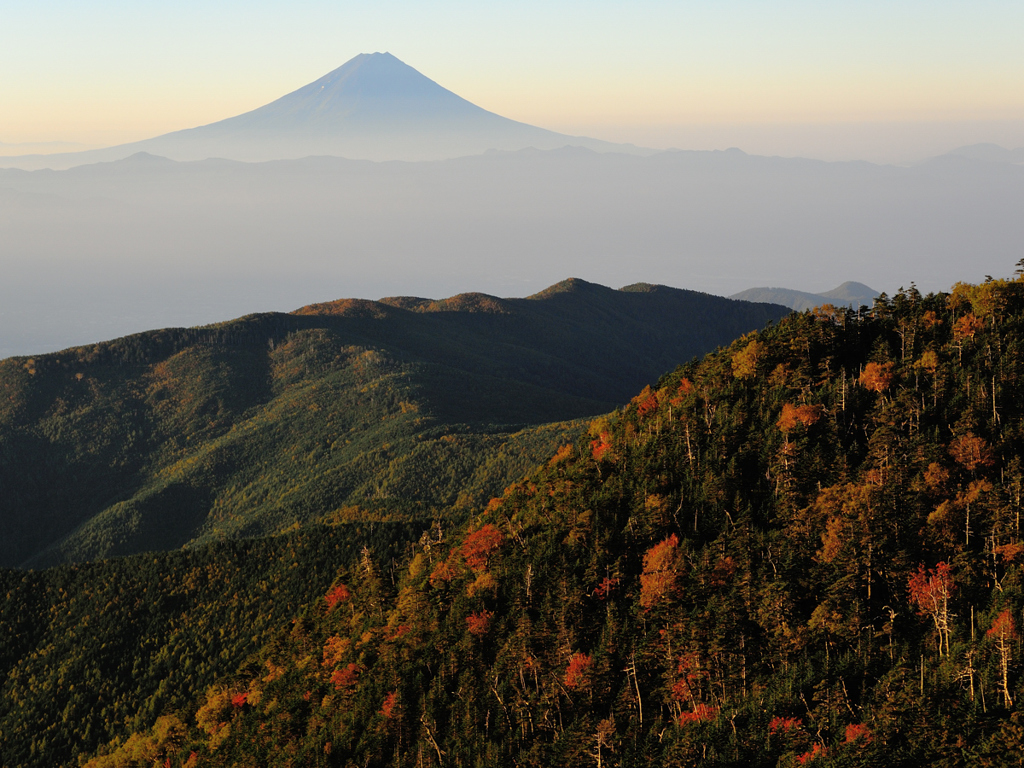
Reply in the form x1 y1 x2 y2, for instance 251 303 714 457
49 271 1024 767
0 279 785 569
0 520 422 767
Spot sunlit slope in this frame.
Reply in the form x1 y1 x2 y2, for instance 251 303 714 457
0 279 787 568
80 275 1024 768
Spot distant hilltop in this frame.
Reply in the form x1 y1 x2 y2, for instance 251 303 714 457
730 281 879 312
1 52 651 170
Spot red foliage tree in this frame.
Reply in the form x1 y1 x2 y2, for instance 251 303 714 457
465 610 493 637
380 691 399 719
777 403 823 433
633 386 659 418
593 576 619 601
429 556 460 586
953 312 984 340
324 584 351 611
988 609 1017 708
908 562 955 656
796 744 827 764
844 723 871 744
461 524 505 571
677 703 718 725
564 652 593 689
591 431 613 461
331 662 361 690
994 542 1024 562
768 716 802 735
670 652 703 710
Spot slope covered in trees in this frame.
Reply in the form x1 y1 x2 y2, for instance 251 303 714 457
0 521 419 767
76 272 1024 768
0 279 785 568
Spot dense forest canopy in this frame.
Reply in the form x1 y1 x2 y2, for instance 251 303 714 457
8 270 1024 766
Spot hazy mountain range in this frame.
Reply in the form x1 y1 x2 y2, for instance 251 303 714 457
730 281 879 311
944 143 1024 164
4 146 1023 358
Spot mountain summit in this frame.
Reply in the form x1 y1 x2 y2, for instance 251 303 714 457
217 52 515 130
3 53 645 169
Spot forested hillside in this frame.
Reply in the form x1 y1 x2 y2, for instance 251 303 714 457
0 279 785 568
74 272 1024 767
0 522 416 767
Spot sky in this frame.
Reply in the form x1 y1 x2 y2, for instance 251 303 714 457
3 1 1024 163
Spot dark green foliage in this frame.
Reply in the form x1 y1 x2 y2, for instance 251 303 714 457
0 522 415 768
0 279 786 568
74 274 1024 767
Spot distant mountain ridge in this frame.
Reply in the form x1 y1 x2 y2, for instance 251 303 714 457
730 281 879 311
0 53 649 170
0 278 787 569
4 147 1022 358
942 143 1024 164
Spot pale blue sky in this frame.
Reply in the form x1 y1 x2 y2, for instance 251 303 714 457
3 1 1023 160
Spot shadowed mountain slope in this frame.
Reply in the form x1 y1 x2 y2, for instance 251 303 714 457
0 279 787 568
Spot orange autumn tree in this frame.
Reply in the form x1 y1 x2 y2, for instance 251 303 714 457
380 691 399 719
322 636 351 668
640 534 681 609
678 703 719 726
859 362 894 393
331 662 361 690
949 433 995 473
777 403 822 433
591 432 613 462
953 312 985 342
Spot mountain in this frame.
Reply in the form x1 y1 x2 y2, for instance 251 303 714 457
0 279 787 569
730 280 879 311
0 53 647 171
942 143 1024 164
10 274 1024 767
